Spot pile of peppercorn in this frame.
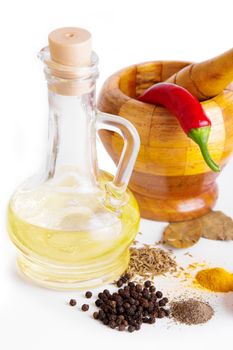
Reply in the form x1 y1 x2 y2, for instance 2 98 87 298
93 276 169 332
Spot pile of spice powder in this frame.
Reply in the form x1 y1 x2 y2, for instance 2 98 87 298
126 245 177 280
171 299 214 325
195 267 233 292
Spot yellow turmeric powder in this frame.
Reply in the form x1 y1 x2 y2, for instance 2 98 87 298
195 267 233 292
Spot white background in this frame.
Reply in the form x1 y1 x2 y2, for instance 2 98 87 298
1 0 233 349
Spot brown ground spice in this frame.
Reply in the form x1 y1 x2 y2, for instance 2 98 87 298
126 245 177 280
171 299 214 325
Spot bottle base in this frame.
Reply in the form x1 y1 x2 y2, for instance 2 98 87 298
16 250 129 290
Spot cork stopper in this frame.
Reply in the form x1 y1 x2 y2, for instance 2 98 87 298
41 27 97 95
48 27 92 67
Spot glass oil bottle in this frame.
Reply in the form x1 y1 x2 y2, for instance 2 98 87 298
7 27 140 290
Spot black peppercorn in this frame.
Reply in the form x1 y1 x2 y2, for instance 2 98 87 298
142 289 149 299
110 300 116 308
164 309 170 317
118 288 124 296
128 325 135 332
117 306 124 314
85 291 92 299
136 284 142 292
128 281 135 288
144 280 151 288
156 291 163 299
81 304 89 312
123 302 131 309
69 299 77 306
125 273 130 279
93 311 99 319
129 297 135 305
148 316 156 324
142 317 149 323
95 299 103 307
118 315 125 321
109 321 117 329
142 299 149 308
117 279 123 288
98 310 105 319
158 309 166 318
118 324 125 331
159 297 168 306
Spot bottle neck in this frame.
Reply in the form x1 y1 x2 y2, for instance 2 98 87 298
46 85 99 190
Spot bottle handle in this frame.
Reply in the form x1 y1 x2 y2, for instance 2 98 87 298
96 110 140 208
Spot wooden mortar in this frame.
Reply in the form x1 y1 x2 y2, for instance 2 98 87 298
97 61 233 221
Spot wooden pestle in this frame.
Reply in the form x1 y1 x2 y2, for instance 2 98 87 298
166 48 233 100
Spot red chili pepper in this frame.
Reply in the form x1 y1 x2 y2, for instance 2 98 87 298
138 83 220 172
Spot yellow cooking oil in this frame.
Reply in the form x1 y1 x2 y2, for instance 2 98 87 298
7 172 140 289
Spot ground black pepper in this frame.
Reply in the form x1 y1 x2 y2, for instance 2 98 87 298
171 299 214 325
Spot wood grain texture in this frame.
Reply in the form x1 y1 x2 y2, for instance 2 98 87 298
166 48 233 101
97 61 233 221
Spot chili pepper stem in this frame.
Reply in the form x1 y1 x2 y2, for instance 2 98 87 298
188 126 220 172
